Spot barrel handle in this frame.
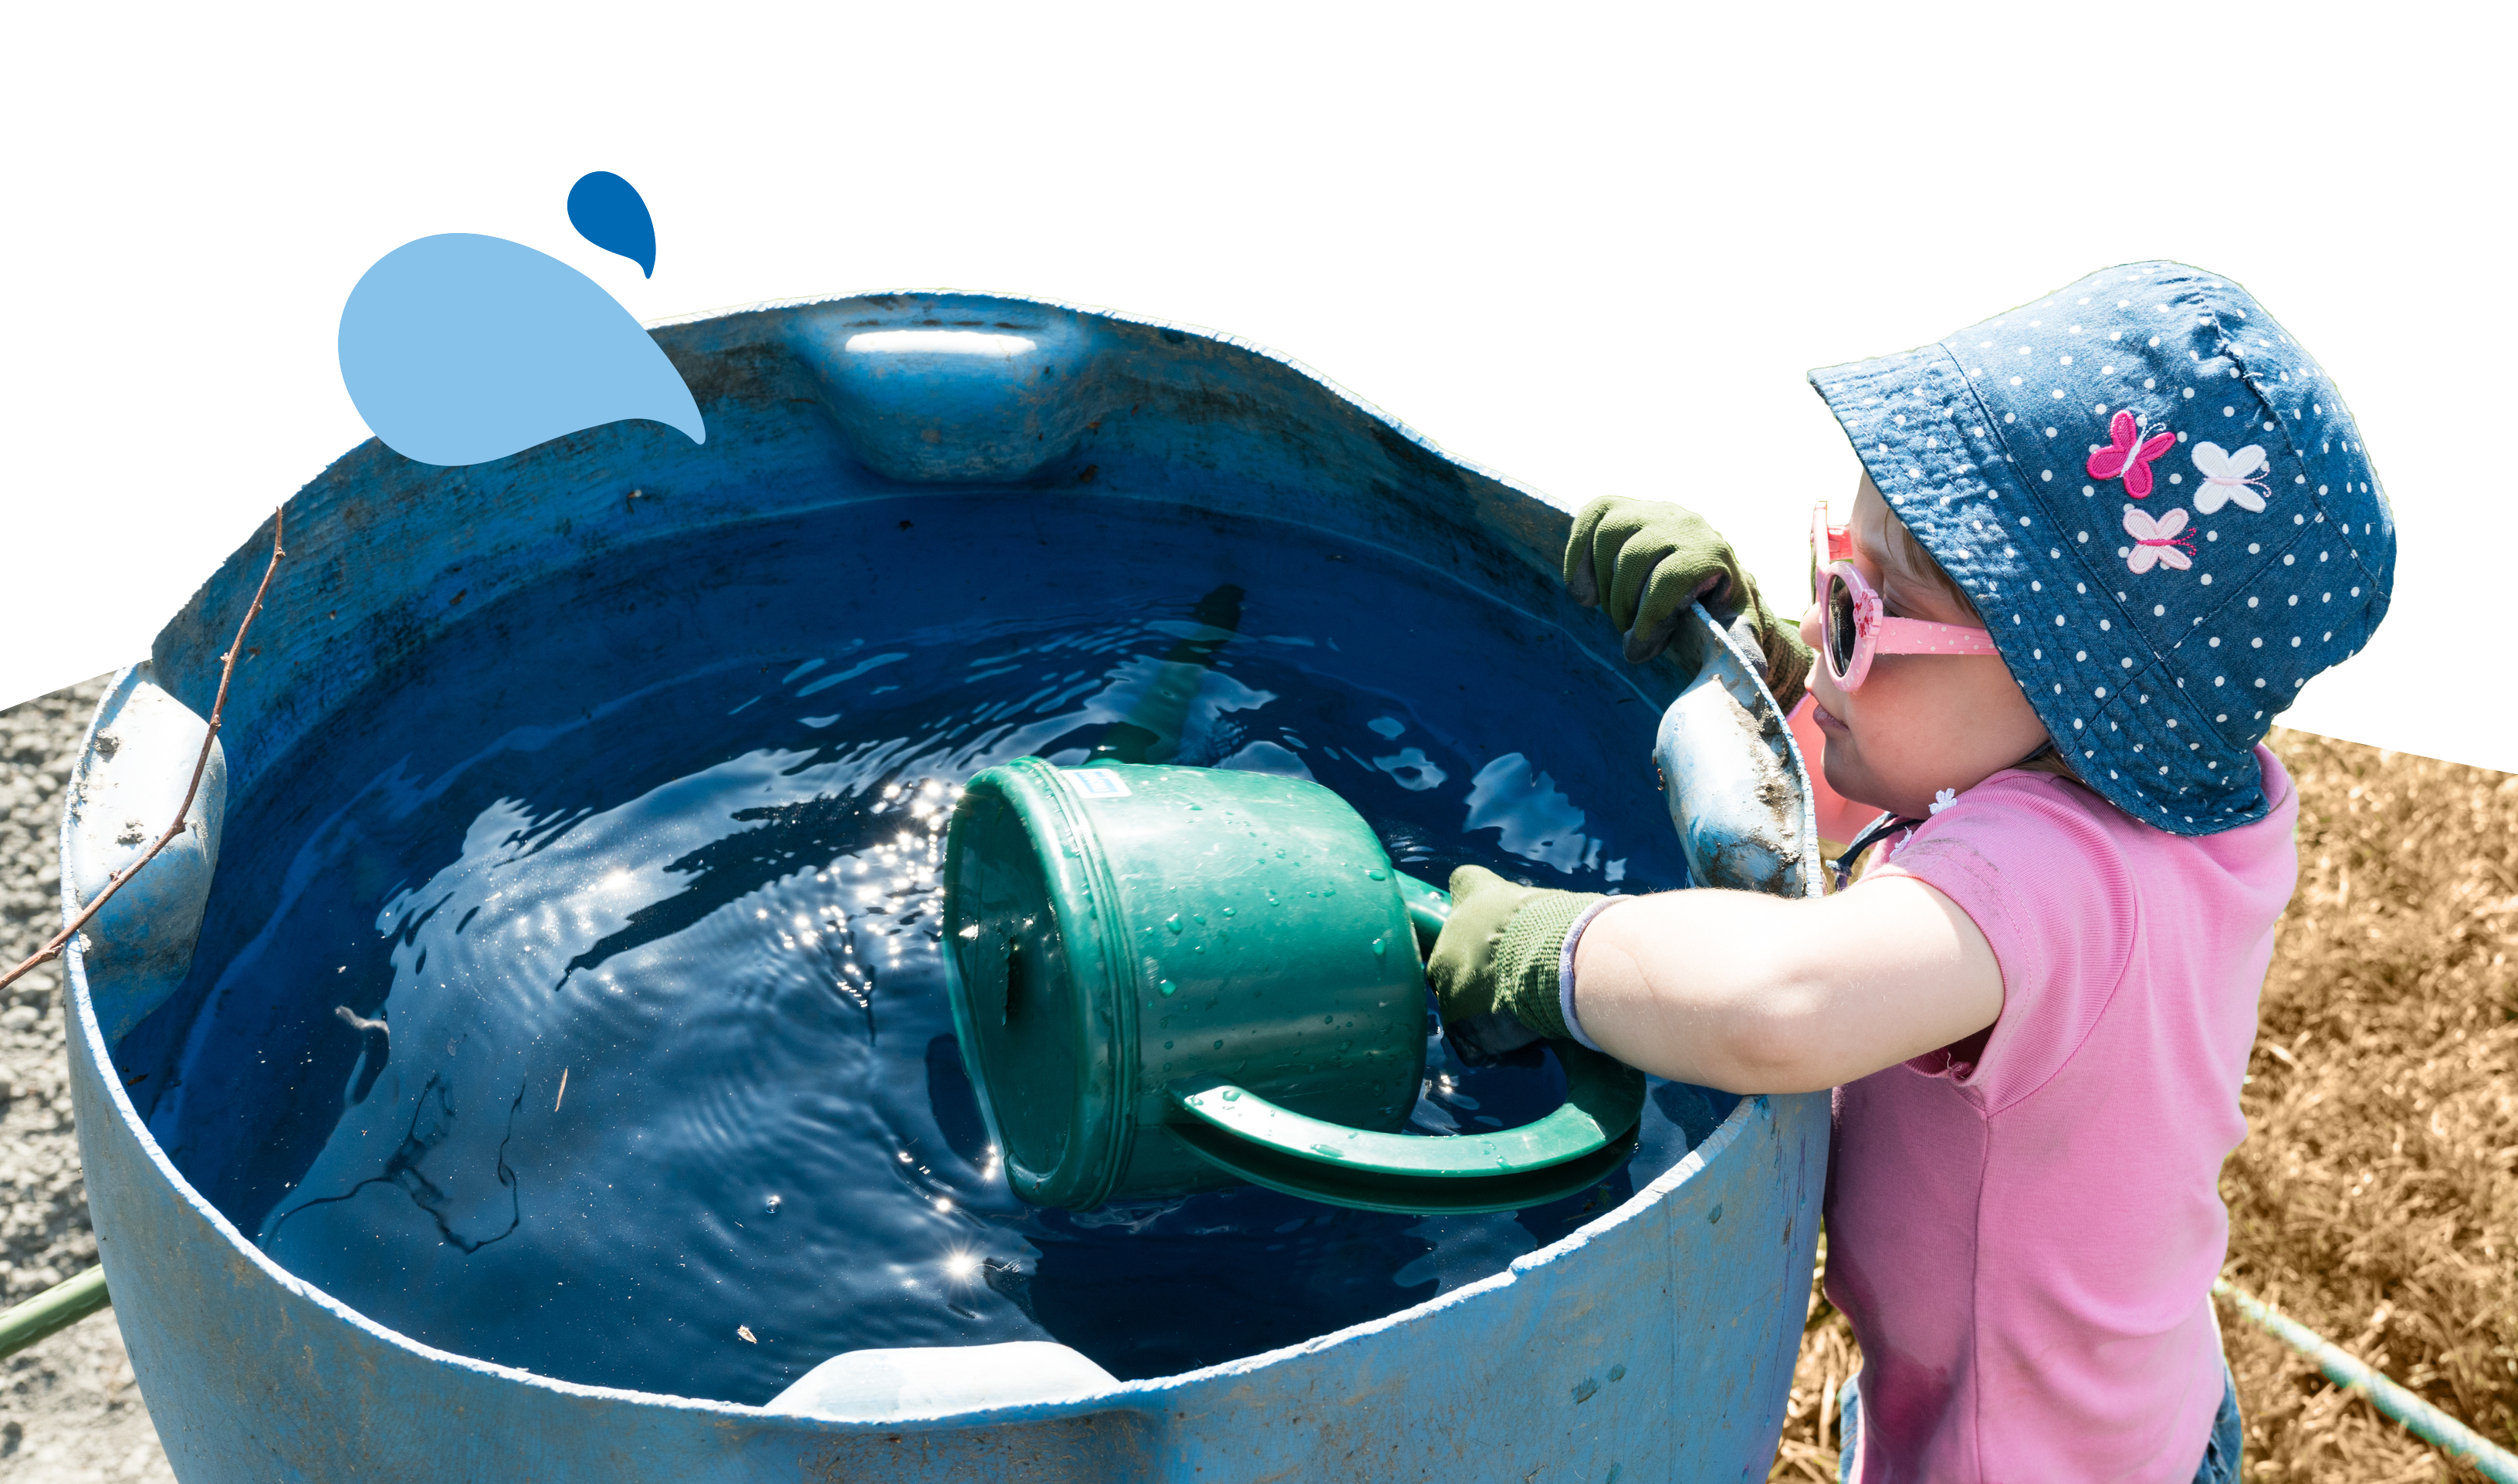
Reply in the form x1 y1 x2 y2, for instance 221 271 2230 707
1166 1039 1645 1215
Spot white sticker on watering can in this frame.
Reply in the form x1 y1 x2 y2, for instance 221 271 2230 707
1066 769 1132 797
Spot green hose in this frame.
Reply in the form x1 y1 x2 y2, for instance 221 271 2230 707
0 1265 110 1359
2216 1279 2518 1482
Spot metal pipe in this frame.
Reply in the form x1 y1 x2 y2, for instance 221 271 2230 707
0 1264 110 1359
2215 1279 2518 1483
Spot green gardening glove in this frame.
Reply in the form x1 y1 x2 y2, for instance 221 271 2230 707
1425 866 1602 1059
1562 497 1815 712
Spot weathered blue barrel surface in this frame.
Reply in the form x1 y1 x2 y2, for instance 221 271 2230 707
59 292 1827 1482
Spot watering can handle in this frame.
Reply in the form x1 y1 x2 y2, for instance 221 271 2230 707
1394 869 1450 955
1165 870 1647 1215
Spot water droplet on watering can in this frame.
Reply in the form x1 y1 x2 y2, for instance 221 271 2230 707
1371 938 1386 958
1221 1088 1240 1101
1159 980 1176 998
1166 914 1183 934
1222 906 1235 917
1323 1015 1336 1025
1193 914 1205 925
764 1194 783 1215
1163 1039 1173 1049
1324 887 1336 897
1367 868 1387 881
1213 1039 1225 1050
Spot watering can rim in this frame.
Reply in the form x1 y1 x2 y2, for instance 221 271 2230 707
64 282 1817 1423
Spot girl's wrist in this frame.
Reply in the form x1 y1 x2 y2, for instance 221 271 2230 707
1557 895 1629 1053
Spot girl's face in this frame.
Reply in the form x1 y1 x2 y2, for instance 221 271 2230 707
1800 475 2053 820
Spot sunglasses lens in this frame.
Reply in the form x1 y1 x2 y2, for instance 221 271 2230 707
1826 572 1858 676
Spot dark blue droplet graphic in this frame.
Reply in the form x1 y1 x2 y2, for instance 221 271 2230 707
567 171 657 278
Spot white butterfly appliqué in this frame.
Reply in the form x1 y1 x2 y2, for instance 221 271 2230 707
2123 505 2195 574
2190 441 2269 514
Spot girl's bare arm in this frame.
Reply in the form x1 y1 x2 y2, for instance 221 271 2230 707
1569 876 2004 1094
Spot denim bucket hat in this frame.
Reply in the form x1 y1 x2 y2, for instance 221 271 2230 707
1809 261 2394 835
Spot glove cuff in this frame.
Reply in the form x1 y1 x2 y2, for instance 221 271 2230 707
1491 889 1600 1041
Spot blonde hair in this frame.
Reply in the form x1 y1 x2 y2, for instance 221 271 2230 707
1877 500 2083 785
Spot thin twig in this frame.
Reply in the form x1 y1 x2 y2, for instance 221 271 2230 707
0 507 285 995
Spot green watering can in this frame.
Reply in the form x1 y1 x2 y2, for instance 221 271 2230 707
940 758 1645 1215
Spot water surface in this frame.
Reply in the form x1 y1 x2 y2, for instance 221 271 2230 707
123 493 1734 1402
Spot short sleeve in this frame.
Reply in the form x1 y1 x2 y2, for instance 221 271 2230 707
1865 775 2137 1114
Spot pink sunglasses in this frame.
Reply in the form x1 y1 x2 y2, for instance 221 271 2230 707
1810 502 1998 690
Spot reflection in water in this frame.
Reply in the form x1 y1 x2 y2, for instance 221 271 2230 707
1464 754 1599 874
135 496 1721 1404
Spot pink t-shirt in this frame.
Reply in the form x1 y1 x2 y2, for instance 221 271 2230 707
1826 747 2298 1483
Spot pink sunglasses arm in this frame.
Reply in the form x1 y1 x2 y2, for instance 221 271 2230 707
1869 615 2001 657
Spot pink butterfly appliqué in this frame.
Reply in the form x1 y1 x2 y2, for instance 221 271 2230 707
2122 504 2195 574
2086 411 2177 498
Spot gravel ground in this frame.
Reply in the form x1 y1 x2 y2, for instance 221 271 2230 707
0 675 172 1482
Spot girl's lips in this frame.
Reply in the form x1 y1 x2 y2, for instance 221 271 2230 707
1811 698 1847 732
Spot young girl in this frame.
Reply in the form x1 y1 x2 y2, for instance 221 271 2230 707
1429 261 2394 1483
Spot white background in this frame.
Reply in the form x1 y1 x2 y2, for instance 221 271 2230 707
5 4 2510 769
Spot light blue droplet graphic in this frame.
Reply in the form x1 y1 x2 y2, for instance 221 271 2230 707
337 233 705 468
567 171 657 277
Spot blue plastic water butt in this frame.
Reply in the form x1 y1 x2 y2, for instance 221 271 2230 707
59 291 1826 1482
